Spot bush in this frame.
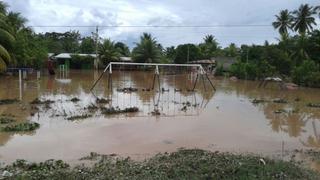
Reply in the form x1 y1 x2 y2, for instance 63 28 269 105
292 60 320 87
70 55 94 69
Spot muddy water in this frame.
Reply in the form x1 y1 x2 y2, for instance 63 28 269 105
0 70 320 165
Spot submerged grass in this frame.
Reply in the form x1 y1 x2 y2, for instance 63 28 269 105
0 117 15 124
30 98 55 105
67 114 92 121
0 149 318 179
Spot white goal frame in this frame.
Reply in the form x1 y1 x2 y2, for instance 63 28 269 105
90 62 215 91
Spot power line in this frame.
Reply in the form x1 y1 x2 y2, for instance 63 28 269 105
28 24 272 28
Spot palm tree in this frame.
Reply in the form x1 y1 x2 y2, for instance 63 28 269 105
292 4 317 35
0 4 15 72
6 12 27 34
314 6 320 18
98 39 120 65
200 35 219 58
132 33 161 63
272 9 293 35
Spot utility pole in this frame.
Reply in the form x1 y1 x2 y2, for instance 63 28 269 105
94 26 99 69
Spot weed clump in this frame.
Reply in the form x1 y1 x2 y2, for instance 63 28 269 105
252 99 267 104
273 98 288 104
116 87 138 93
0 99 19 105
70 97 80 102
1 122 40 132
96 98 111 104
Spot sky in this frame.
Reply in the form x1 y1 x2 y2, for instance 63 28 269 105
3 0 320 48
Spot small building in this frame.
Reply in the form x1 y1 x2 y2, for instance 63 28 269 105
189 59 216 72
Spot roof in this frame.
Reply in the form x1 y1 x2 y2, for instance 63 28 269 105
189 59 216 64
48 53 55 58
55 53 97 59
119 57 132 62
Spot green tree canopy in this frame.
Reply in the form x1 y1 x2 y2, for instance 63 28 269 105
132 33 161 63
174 44 201 64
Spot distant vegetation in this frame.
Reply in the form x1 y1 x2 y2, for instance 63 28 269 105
0 2 319 87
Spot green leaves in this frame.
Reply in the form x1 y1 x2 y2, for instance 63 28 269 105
132 33 161 63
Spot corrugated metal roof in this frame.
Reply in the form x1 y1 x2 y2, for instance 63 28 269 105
190 59 216 64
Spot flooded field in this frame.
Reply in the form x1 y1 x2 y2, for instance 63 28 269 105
0 70 320 165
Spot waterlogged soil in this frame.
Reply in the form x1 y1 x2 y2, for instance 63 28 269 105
0 70 320 170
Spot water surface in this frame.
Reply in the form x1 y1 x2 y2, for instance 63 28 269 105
0 70 320 164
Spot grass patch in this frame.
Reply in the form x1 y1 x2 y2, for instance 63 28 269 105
1 122 40 132
0 149 318 179
0 99 19 105
273 98 288 104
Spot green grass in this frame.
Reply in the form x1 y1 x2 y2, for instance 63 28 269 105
1 122 40 132
1 149 318 179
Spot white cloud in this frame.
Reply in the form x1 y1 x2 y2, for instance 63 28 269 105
3 0 320 47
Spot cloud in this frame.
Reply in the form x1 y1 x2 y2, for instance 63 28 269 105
3 0 320 48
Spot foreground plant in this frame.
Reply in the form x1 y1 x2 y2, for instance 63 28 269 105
0 149 318 179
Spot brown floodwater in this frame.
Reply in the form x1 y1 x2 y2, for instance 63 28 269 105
0 70 320 165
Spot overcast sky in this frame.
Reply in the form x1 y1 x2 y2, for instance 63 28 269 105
3 0 320 48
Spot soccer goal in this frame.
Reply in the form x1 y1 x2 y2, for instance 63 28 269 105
90 62 216 92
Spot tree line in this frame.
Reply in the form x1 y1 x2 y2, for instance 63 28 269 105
0 2 320 87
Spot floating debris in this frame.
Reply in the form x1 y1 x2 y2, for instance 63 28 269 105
273 99 288 104
0 117 15 124
116 87 138 93
306 103 320 108
1 122 40 132
30 98 55 105
294 98 301 102
0 99 19 105
101 106 139 115
252 99 267 104
67 114 92 121
174 88 182 92
70 97 80 102
96 98 111 104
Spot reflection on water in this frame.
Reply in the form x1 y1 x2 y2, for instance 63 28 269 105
0 70 320 163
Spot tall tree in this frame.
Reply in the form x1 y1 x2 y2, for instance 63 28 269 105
174 44 201 64
98 39 120 65
132 33 161 63
0 3 14 72
80 37 95 54
199 35 219 58
292 4 317 35
272 9 293 35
